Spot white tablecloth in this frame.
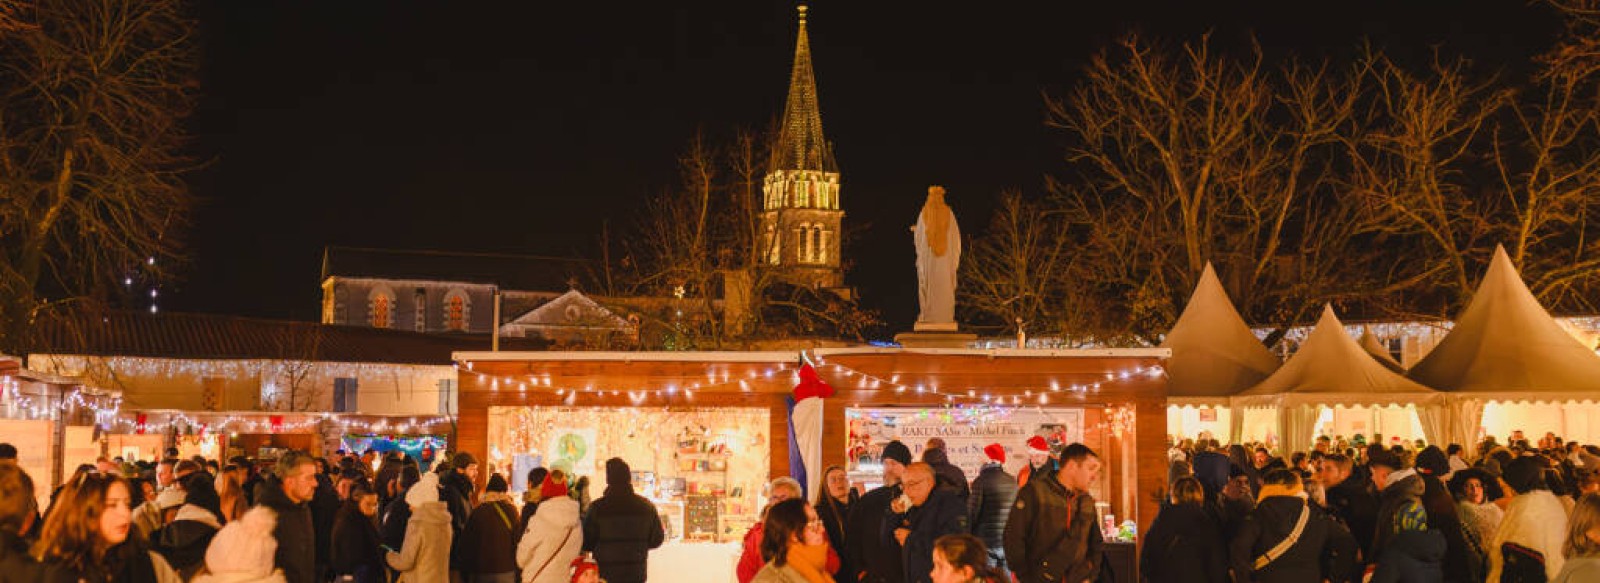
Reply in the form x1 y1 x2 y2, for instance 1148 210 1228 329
647 541 741 583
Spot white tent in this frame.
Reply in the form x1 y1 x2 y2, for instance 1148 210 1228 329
1160 263 1281 443
1359 327 1406 373
1234 305 1443 456
1408 246 1600 445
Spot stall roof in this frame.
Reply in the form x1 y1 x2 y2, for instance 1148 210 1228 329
1408 246 1600 394
1237 305 1438 406
1159 263 1281 399
1359 328 1406 373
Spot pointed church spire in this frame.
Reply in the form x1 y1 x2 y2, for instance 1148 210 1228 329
777 4 833 172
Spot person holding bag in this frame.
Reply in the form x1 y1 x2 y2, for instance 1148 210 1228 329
518 470 583 583
1228 469 1357 583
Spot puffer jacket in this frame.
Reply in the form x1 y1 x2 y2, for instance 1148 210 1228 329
966 463 1017 553
153 505 222 579
386 500 453 583
1373 470 1425 561
1370 529 1446 583
1487 489 1568 582
1002 472 1102 583
581 485 664 583
1229 495 1357 583
517 496 583 583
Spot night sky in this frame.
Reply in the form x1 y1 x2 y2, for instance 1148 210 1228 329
177 1 1561 332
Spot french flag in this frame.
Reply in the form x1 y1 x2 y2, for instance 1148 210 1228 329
786 363 834 503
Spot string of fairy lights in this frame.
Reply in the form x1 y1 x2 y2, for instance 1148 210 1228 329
456 354 1166 407
108 411 455 435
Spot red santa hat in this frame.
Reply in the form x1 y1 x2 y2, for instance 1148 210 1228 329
571 556 600 582
1026 436 1050 456
983 443 1006 464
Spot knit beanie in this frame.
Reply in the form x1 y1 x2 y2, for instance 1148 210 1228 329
1414 446 1449 476
486 474 509 493
571 556 599 582
983 443 1006 464
407 472 441 508
880 441 912 466
605 458 631 487
541 476 569 499
204 507 279 577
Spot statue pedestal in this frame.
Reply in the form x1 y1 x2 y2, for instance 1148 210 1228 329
895 323 977 348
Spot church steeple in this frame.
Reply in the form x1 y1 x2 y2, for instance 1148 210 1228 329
776 4 833 173
760 3 845 291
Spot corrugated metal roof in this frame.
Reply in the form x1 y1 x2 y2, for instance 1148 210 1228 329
31 310 547 365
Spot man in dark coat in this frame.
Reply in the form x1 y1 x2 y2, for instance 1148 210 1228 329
1412 446 1477 582
847 440 911 583
258 451 319 583
1369 450 1423 564
459 474 518 582
1229 469 1358 583
582 458 664 583
1003 443 1104 583
0 464 48 583
967 443 1017 577
441 452 479 583
885 463 967 583
921 438 970 499
309 460 340 581
1320 453 1379 563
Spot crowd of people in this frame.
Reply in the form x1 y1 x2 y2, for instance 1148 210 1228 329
1144 431 1600 582
0 434 1118 583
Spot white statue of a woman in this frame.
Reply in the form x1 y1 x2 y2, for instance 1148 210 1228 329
913 186 960 329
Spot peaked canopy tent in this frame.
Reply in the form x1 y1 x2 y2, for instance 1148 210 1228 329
1160 263 1281 443
1360 327 1406 373
1233 306 1445 456
1408 246 1600 447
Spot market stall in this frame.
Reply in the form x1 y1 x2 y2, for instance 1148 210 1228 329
454 345 1170 575
1160 264 1281 444
1233 305 1443 456
1408 246 1600 447
0 363 118 501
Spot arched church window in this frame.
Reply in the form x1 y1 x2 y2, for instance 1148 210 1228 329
817 227 829 263
444 289 470 332
810 226 822 263
369 287 395 329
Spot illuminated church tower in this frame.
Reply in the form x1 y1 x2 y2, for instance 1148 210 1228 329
761 4 844 290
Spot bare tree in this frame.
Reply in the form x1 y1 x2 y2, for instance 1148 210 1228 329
958 190 1070 337
0 0 198 352
1036 35 1376 342
266 326 325 412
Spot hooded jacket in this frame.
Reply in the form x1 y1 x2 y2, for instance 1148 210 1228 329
1229 495 1357 583
1140 502 1227 583
581 481 664 583
922 448 971 499
1486 489 1568 582
517 496 583 583
1372 470 1425 561
386 500 453 583
255 480 315 583
153 504 222 578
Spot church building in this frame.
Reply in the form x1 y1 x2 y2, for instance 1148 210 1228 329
762 5 846 292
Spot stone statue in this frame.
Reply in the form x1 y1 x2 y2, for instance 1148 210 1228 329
912 186 960 329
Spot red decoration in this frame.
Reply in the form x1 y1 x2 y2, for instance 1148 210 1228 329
791 364 835 400
269 415 284 433
135 413 148 435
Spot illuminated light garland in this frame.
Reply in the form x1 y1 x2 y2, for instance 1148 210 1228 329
31 355 451 383
106 411 454 435
450 358 1164 406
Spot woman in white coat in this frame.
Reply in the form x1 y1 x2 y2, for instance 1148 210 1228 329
386 472 455 583
517 471 583 583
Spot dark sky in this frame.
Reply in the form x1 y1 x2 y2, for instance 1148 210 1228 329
176 1 1561 332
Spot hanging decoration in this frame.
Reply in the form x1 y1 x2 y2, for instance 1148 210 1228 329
786 361 833 502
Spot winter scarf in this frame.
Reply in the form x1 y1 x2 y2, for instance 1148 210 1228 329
785 543 834 583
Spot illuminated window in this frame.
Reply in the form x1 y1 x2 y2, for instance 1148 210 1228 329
444 289 470 332
818 228 829 263
370 294 392 328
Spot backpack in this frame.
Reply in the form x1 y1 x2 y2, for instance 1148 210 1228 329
1500 542 1546 583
